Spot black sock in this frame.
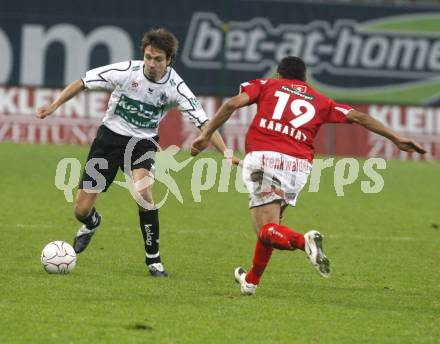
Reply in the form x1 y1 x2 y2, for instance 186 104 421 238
79 208 100 229
139 209 161 265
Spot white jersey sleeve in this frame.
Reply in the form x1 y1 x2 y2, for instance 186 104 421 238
175 81 208 128
82 61 132 91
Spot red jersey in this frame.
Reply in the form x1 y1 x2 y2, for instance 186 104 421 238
241 78 353 162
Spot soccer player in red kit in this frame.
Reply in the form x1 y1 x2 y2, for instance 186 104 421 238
191 56 426 295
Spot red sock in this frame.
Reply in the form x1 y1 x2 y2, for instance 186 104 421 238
259 223 305 251
245 239 273 285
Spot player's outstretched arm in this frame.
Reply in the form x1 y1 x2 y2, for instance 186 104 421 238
36 79 85 119
204 127 227 153
191 92 250 156
346 110 426 154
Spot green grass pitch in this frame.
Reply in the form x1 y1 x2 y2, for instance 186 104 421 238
0 142 439 343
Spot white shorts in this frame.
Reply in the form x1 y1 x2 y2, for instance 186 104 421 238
242 151 311 209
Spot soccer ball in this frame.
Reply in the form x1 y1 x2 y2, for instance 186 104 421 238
41 241 77 274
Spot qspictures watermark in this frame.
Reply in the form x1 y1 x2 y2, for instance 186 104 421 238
53 137 386 208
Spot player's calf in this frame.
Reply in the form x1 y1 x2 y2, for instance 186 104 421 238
258 223 305 251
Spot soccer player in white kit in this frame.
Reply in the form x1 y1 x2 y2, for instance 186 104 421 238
191 56 426 295
37 28 236 277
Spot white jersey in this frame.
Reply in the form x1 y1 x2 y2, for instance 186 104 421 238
82 60 208 138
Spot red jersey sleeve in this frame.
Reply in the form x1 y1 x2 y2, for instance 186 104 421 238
239 79 265 104
327 100 353 123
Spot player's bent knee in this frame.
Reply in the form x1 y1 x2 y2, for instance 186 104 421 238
137 189 154 204
73 202 92 220
258 223 277 245
132 187 155 210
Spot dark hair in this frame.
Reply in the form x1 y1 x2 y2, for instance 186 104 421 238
140 28 179 64
277 56 306 81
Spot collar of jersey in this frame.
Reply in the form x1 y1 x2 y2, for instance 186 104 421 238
143 66 171 84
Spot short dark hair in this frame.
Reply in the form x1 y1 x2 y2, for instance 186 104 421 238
277 56 307 81
140 28 179 63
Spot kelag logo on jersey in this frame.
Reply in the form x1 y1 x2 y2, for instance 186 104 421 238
182 12 440 105
115 95 164 129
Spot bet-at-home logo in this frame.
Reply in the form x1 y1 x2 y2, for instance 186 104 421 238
182 12 440 105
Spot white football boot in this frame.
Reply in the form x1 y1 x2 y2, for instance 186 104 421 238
304 230 331 278
234 267 257 295
147 262 168 277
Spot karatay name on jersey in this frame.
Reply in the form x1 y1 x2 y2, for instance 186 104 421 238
241 78 353 161
82 61 208 138
258 118 308 142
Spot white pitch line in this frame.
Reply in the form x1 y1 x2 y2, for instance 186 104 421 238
14 224 54 228
8 223 132 231
327 234 415 241
1 224 423 241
